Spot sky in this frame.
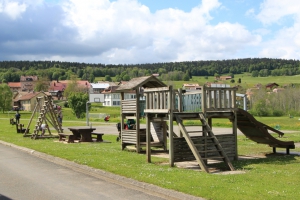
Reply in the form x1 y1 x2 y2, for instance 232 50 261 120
1 0 300 64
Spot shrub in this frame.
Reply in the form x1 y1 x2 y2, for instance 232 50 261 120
272 110 284 116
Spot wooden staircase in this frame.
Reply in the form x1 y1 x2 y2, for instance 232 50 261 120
175 112 235 173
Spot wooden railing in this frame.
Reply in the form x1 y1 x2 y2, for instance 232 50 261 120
143 86 173 114
202 86 237 111
143 85 237 114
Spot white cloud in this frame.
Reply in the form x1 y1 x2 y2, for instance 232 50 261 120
245 8 255 17
0 0 266 64
257 0 300 25
259 24 300 59
255 0 300 59
58 0 260 63
0 0 27 19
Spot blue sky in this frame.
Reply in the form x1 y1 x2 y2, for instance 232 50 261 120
0 0 300 64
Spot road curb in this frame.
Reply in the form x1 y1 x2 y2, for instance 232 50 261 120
0 140 203 200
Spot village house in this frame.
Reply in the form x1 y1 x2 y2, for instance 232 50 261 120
49 81 67 100
102 84 136 107
182 83 201 91
89 82 110 103
102 86 122 106
13 91 48 111
49 80 91 99
20 75 38 92
7 82 21 92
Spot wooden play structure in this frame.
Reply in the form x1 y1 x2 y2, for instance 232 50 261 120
116 76 237 173
24 95 63 139
116 76 168 152
117 75 295 173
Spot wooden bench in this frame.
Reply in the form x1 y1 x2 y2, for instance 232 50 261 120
58 133 75 143
91 132 104 142
16 124 26 133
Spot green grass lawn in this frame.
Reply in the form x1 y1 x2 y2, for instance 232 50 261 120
1 111 300 200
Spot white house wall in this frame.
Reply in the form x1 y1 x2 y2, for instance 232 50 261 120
103 93 136 107
89 93 105 103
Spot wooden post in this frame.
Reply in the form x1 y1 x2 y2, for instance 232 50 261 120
178 88 182 112
120 92 125 149
201 85 206 113
168 86 174 167
136 88 140 153
232 88 238 160
146 112 151 163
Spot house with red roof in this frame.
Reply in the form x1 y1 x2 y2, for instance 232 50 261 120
49 81 67 100
49 80 91 99
8 82 21 92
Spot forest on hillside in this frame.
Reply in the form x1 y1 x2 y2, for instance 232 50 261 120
0 58 299 83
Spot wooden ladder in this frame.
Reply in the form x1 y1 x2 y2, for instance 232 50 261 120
175 113 235 173
31 96 63 139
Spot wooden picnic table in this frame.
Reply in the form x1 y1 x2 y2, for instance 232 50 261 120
68 128 96 142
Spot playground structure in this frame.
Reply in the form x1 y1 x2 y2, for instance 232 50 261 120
117 75 295 173
236 108 295 154
24 95 63 139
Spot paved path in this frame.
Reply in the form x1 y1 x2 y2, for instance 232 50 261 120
0 141 202 200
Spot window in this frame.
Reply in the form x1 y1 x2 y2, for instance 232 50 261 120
94 98 100 102
113 101 120 105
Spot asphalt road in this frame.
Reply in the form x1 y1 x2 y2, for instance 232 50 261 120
0 142 201 200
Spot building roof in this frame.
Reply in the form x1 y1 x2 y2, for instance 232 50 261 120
116 75 166 92
59 80 91 88
8 82 21 87
50 80 91 91
90 83 110 89
49 81 67 91
96 81 118 86
101 86 120 94
17 92 46 101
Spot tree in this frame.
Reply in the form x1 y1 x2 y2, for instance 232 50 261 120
105 75 112 82
63 75 81 99
34 77 50 92
251 70 259 77
0 84 13 113
52 72 60 81
183 72 190 81
68 92 89 118
122 74 130 81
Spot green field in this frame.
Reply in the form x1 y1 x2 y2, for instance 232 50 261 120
95 74 300 90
